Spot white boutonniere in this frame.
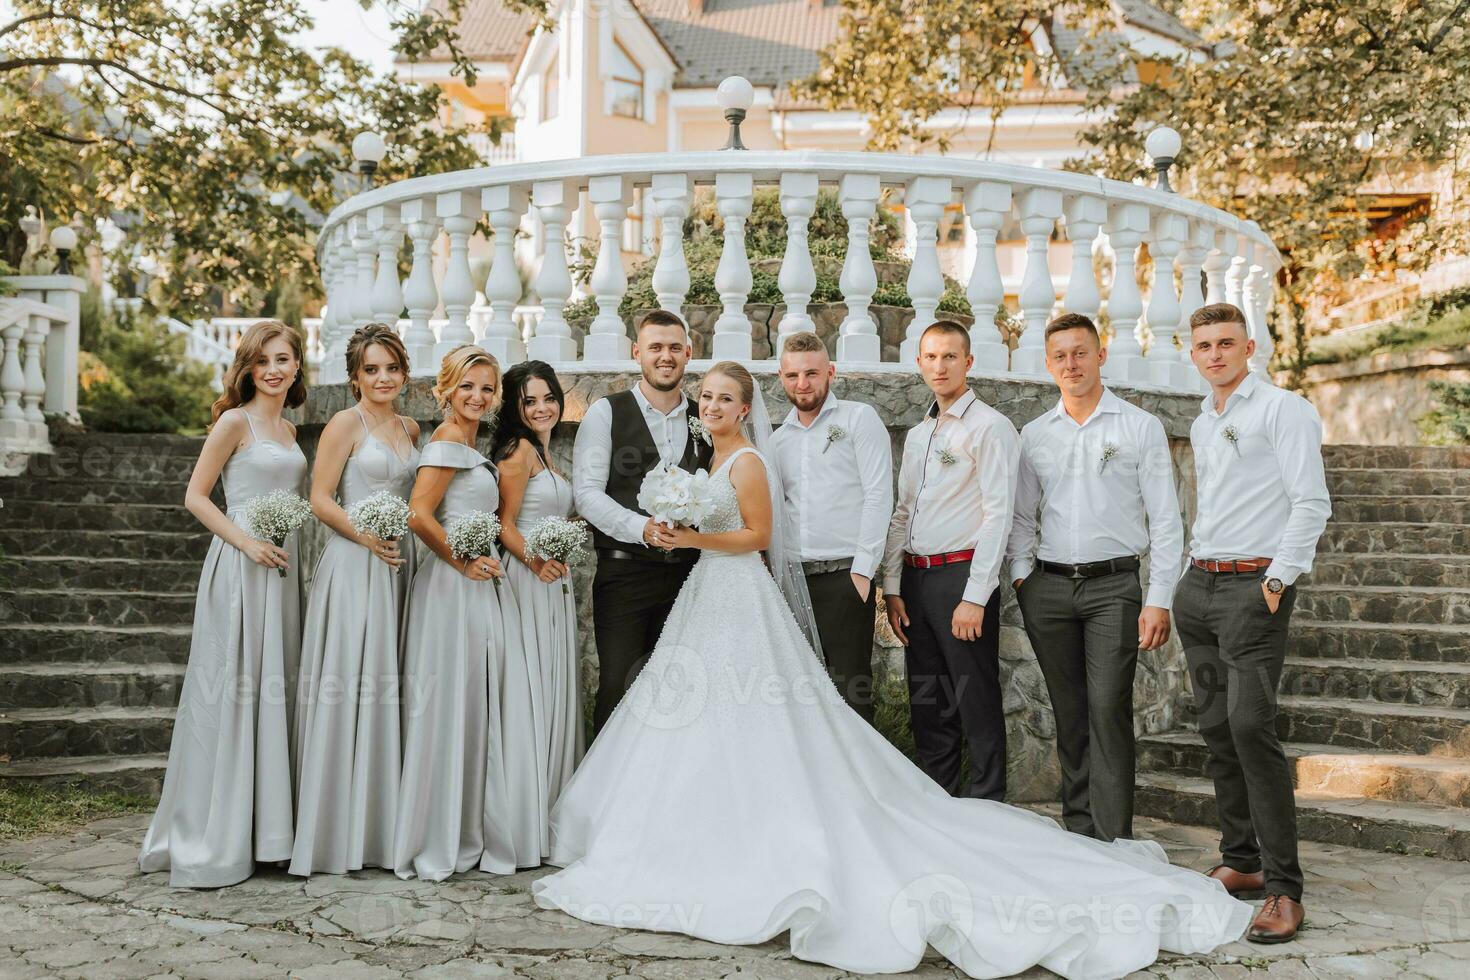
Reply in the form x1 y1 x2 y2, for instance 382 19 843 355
1223 424 1241 457
1097 443 1119 475
935 447 957 466
823 424 846 454
688 415 712 446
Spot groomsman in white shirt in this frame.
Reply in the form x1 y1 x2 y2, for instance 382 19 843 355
1005 313 1183 842
772 332 894 724
885 321 1020 801
1177 303 1330 945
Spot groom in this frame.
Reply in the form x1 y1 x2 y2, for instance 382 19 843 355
573 310 712 737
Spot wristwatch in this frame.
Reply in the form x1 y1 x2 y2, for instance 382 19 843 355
1262 575 1285 595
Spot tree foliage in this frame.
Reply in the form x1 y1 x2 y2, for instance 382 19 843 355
0 0 498 316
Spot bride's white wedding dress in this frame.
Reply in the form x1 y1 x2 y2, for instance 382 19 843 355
532 448 1250 980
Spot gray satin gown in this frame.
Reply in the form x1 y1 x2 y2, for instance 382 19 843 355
391 440 544 881
504 463 584 856
139 408 307 888
289 411 419 876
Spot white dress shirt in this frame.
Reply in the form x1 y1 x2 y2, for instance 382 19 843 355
572 384 692 547
770 392 894 579
1006 388 1185 608
1189 371 1331 585
884 388 1020 606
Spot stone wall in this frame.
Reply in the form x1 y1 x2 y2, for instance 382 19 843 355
1285 346 1470 446
294 370 1200 803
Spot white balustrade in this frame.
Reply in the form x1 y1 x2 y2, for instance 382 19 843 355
1146 211 1189 389
368 204 403 326
585 174 634 362
1245 221 1275 375
899 176 952 363
1177 221 1213 390
350 215 377 333
964 181 1012 373
435 190 479 361
712 171 754 359
528 179 579 363
481 184 530 367
651 173 691 315
1102 202 1150 382
836 172 882 364
775 171 819 353
1062 194 1106 320
0 278 81 467
1012 188 1063 376
399 198 441 375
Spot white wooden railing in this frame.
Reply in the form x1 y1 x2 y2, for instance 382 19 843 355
309 147 1279 391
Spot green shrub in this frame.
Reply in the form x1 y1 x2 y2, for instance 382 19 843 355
1417 381 1470 446
1306 290 1470 366
79 304 217 434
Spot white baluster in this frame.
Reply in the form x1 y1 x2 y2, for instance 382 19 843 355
528 178 578 363
651 173 692 314
398 199 441 375
328 228 357 382
21 314 46 449
1244 223 1274 376
963 181 1012 373
584 174 634 363
39 282 80 420
350 215 377 332
1203 228 1233 306
1177 221 1213 383
316 244 336 380
435 190 480 360
1146 210 1189 389
0 319 25 439
836 173 881 365
1225 237 1248 312
712 171 754 360
1012 188 1063 376
1062 194 1105 318
775 171 819 352
1102 202 1150 382
368 204 403 326
481 184 530 367
899 176 952 363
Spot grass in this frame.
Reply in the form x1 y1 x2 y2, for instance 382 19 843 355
1306 300 1470 366
0 782 153 844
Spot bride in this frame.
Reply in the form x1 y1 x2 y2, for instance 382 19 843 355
532 360 1251 980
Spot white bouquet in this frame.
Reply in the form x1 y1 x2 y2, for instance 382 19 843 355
636 465 714 530
524 516 590 594
446 510 503 588
242 489 314 577
346 490 413 574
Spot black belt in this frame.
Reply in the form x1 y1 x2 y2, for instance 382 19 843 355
802 558 853 576
1039 556 1141 580
597 546 695 566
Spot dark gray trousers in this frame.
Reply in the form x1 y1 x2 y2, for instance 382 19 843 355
1017 567 1142 842
806 570 877 725
1173 565 1303 901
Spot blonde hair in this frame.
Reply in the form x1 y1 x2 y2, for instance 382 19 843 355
433 344 501 418
705 360 756 408
210 320 307 423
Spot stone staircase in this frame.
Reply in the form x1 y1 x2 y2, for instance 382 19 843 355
1136 444 1470 862
0 432 206 798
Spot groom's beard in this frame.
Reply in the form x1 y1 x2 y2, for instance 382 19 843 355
788 384 829 414
642 363 685 392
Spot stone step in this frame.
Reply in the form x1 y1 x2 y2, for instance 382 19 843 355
23 441 202 484
0 624 193 665
1 499 196 534
1139 731 1470 807
0 557 199 593
0 475 193 505
1280 657 1470 709
1294 585 1470 626
0 753 167 799
1319 522 1470 555
1306 553 1470 589
0 588 195 627
0 662 187 711
0 529 211 561
1327 467 1470 497
0 705 175 759
1277 696 1470 757
1135 771 1470 862
1292 621 1470 663
1332 495 1470 525
1322 444 1470 470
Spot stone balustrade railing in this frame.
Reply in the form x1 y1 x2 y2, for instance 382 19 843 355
0 275 84 473
311 151 1281 391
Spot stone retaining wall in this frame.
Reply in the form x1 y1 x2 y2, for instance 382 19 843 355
295 370 1200 802
1284 345 1470 445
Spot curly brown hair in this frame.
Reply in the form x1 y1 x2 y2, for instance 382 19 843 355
210 320 307 424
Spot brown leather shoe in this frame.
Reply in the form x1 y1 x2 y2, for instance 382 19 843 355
1208 864 1265 897
1247 894 1304 944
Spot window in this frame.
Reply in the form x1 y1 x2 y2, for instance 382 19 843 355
543 57 559 122
608 39 644 120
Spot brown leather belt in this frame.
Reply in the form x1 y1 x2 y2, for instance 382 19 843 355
904 549 975 569
1191 557 1273 574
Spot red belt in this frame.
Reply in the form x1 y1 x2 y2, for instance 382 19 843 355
1192 557 1273 574
904 549 975 569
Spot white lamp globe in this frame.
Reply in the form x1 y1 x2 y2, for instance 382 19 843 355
351 130 387 165
716 75 754 112
1145 126 1181 161
49 225 78 251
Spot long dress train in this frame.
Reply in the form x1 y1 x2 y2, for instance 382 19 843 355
533 448 1251 980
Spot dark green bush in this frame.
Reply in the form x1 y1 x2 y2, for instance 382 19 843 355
1417 381 1470 446
79 304 217 434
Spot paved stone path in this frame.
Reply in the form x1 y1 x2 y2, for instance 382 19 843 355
2 812 1468 979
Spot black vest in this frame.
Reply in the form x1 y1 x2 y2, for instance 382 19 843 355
592 388 711 561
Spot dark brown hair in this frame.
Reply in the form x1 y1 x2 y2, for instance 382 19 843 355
919 319 971 355
637 309 690 338
1189 303 1250 335
345 323 410 401
1045 312 1100 342
210 320 307 423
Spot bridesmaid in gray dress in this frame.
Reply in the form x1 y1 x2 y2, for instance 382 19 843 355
291 324 420 876
392 345 544 881
139 320 308 888
493 361 584 858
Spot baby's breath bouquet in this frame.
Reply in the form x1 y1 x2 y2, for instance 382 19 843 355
243 489 313 577
446 510 503 588
524 516 590 594
347 490 413 574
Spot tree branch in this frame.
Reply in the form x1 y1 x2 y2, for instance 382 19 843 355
1417 0 1470 53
